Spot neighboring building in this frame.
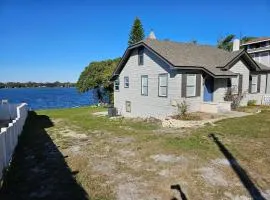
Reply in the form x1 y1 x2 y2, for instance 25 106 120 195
111 33 270 118
236 37 270 93
240 37 270 67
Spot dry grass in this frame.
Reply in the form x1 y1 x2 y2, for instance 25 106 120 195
1 106 270 200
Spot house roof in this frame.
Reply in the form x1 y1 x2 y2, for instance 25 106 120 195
241 37 270 46
111 39 269 80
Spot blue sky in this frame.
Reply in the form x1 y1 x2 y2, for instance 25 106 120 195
0 0 269 82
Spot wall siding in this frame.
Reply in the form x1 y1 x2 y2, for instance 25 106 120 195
114 48 202 118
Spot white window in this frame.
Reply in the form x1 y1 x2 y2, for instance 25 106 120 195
138 47 144 66
124 76 129 88
158 74 168 97
126 101 131 112
251 75 257 93
141 75 148 96
186 74 196 97
231 76 238 94
114 78 119 91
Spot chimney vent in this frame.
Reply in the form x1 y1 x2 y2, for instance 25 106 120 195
233 39 240 51
148 30 156 39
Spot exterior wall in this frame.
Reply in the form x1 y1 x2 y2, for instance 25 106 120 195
213 79 227 102
267 74 270 94
114 48 202 118
229 60 267 105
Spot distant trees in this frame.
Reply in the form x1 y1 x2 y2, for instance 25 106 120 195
76 58 121 103
217 34 257 51
128 17 145 46
0 82 75 89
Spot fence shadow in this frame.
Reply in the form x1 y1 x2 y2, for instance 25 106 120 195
208 133 266 200
170 184 188 200
0 111 89 200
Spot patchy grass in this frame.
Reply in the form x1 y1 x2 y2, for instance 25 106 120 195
1 106 270 200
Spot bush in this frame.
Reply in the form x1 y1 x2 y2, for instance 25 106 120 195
224 88 245 110
177 100 188 116
247 100 257 106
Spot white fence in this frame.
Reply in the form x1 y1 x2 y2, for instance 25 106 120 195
263 95 270 105
0 103 28 181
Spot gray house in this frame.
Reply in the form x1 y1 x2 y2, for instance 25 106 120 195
111 35 270 118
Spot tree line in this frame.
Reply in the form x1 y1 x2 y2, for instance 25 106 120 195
0 81 76 89
76 17 257 103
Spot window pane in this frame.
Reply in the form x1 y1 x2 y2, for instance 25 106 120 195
159 86 167 96
159 75 167 86
252 76 257 84
187 74 196 85
124 77 129 87
186 86 195 97
252 84 257 93
142 76 148 86
142 86 148 95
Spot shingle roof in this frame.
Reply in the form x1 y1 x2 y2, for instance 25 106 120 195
142 39 243 76
112 39 267 80
241 37 270 45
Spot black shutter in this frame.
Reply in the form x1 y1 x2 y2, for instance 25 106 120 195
238 75 243 94
257 75 261 93
249 76 252 93
182 74 187 97
196 74 201 97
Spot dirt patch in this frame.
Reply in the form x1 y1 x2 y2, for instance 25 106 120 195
111 136 135 144
150 154 188 163
198 167 229 187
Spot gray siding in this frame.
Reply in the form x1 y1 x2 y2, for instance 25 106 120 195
114 48 202 118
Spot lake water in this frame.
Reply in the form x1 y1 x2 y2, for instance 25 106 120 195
0 87 99 110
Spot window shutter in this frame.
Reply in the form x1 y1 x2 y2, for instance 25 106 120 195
181 74 187 97
249 76 252 93
238 75 243 94
257 74 261 93
196 74 201 97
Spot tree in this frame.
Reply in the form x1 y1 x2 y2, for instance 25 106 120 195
128 17 145 46
76 58 121 103
217 34 235 51
217 34 257 51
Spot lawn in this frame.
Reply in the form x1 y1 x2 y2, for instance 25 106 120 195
0 106 269 200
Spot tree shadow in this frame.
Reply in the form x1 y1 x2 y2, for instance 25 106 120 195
208 133 266 200
170 184 188 200
0 111 89 200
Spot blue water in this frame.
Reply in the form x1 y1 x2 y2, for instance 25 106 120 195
0 87 99 110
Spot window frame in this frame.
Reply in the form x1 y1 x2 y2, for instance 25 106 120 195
251 75 258 94
141 75 148 96
114 77 120 91
125 101 131 112
158 73 168 97
138 47 144 66
124 76 129 88
186 74 197 97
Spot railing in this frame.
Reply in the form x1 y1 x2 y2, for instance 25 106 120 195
0 103 28 181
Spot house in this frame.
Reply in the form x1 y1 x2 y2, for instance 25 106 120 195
111 33 270 118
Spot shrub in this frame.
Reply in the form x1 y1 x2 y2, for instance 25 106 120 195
247 100 257 106
224 88 245 110
177 100 188 116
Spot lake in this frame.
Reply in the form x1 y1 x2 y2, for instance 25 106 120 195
0 87 99 110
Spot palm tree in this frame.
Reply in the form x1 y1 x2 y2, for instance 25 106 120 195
217 34 235 51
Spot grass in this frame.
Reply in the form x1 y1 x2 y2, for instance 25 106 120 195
1 106 270 199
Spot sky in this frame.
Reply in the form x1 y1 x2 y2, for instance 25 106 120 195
0 0 270 83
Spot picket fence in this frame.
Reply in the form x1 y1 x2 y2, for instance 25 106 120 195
0 103 28 181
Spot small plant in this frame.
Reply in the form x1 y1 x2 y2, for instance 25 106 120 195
247 100 257 106
177 100 188 116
